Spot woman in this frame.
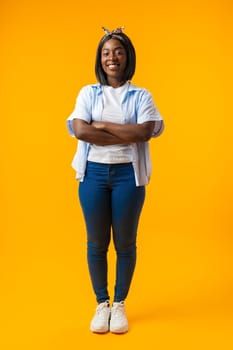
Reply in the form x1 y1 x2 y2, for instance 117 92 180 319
67 27 164 334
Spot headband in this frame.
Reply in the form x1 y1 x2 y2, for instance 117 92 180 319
102 26 125 36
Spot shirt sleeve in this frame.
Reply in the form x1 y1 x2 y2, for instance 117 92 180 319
137 89 163 123
66 86 92 137
136 89 163 138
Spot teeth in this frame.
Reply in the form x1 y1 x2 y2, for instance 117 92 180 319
108 64 118 68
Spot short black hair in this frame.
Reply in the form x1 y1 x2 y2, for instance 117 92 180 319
95 32 136 85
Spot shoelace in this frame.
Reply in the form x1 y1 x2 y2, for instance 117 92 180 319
96 302 110 316
111 303 125 319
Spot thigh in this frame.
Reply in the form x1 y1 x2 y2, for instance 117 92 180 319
78 162 112 246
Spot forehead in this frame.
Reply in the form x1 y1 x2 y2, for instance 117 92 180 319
102 38 125 51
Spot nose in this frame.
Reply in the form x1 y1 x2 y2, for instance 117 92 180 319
108 51 117 60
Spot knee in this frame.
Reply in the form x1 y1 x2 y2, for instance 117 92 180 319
114 240 136 256
87 240 109 255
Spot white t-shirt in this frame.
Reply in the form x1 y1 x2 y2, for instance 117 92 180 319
87 83 133 163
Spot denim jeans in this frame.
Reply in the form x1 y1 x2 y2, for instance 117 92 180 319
78 161 145 303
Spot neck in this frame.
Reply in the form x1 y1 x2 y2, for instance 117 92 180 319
107 78 127 88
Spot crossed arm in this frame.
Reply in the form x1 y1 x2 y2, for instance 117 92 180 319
72 119 164 145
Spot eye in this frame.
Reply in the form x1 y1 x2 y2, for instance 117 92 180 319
116 49 125 56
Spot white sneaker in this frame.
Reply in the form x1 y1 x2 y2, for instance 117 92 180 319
110 301 129 333
90 301 110 333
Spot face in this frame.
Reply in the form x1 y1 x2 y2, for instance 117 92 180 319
101 38 127 87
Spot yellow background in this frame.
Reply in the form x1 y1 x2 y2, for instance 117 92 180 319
1 0 233 349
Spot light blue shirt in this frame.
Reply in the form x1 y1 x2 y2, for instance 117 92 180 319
67 83 163 186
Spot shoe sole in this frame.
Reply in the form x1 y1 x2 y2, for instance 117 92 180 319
91 330 109 334
110 327 128 334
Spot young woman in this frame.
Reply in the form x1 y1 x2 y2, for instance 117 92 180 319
67 27 164 334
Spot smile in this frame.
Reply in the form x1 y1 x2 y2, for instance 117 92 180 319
107 64 120 68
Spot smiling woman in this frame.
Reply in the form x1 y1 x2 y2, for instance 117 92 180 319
66 27 164 334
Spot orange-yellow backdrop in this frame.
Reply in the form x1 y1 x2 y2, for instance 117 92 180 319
1 0 233 349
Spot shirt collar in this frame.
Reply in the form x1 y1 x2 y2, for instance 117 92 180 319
91 82 141 95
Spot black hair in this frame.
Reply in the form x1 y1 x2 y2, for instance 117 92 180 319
95 32 136 85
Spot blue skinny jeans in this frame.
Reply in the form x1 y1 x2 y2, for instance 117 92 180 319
78 161 145 303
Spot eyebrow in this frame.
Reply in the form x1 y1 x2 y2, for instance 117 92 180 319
102 46 124 51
